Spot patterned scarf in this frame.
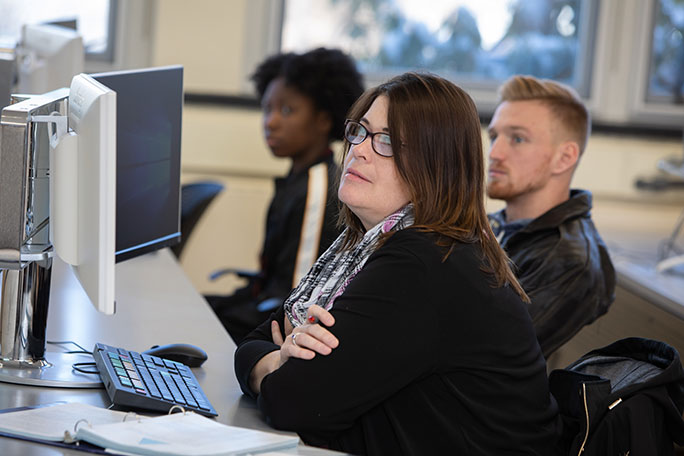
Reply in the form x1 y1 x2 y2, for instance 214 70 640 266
284 204 415 327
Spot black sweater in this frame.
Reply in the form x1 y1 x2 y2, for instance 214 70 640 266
235 229 561 455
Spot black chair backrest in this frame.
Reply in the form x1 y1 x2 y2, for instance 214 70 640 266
171 181 224 258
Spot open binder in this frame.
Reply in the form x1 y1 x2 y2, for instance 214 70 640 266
0 402 299 455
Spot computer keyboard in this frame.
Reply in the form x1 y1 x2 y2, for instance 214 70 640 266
92 343 218 417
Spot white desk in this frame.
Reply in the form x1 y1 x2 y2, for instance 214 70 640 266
613 255 684 319
0 249 344 455
606 233 684 320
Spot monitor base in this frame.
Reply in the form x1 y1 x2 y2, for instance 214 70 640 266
0 352 102 388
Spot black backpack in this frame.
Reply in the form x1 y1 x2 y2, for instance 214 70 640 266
549 337 684 456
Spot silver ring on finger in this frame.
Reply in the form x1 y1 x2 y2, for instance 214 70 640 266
291 332 300 347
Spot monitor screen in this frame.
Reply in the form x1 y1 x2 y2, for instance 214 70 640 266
91 66 183 262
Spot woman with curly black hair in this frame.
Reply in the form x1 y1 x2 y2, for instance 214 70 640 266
208 48 364 343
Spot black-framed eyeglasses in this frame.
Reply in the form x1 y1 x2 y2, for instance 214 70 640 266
344 119 393 157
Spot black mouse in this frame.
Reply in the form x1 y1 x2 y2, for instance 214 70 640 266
142 343 208 367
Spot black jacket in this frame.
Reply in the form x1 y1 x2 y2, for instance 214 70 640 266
208 154 341 343
236 229 561 455
489 189 616 356
549 337 684 455
258 153 341 301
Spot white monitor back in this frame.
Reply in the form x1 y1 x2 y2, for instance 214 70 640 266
16 24 84 94
57 73 116 314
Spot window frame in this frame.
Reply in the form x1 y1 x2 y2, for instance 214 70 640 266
83 0 154 74
83 0 118 63
630 0 684 126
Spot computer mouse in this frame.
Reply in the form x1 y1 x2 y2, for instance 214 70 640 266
142 343 208 367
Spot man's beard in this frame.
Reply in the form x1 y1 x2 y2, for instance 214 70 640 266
486 179 512 200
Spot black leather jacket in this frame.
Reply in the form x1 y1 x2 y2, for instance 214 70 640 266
489 189 616 357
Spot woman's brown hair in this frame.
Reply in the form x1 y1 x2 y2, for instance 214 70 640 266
339 72 528 301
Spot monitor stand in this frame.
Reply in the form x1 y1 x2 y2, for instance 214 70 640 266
0 248 102 388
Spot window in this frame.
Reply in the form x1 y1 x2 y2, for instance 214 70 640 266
277 0 684 129
647 0 684 104
282 0 597 97
0 0 115 61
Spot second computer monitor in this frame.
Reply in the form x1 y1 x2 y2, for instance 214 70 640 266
91 65 183 262
17 23 84 94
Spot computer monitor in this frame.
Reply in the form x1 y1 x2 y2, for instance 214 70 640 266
91 66 183 262
0 67 183 388
51 74 117 315
52 66 183 314
15 23 84 94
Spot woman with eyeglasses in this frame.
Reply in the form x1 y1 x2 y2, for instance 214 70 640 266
235 73 561 455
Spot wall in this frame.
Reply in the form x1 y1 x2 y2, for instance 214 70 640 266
150 0 684 295
151 0 249 94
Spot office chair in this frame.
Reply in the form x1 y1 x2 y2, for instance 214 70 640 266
171 181 224 258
